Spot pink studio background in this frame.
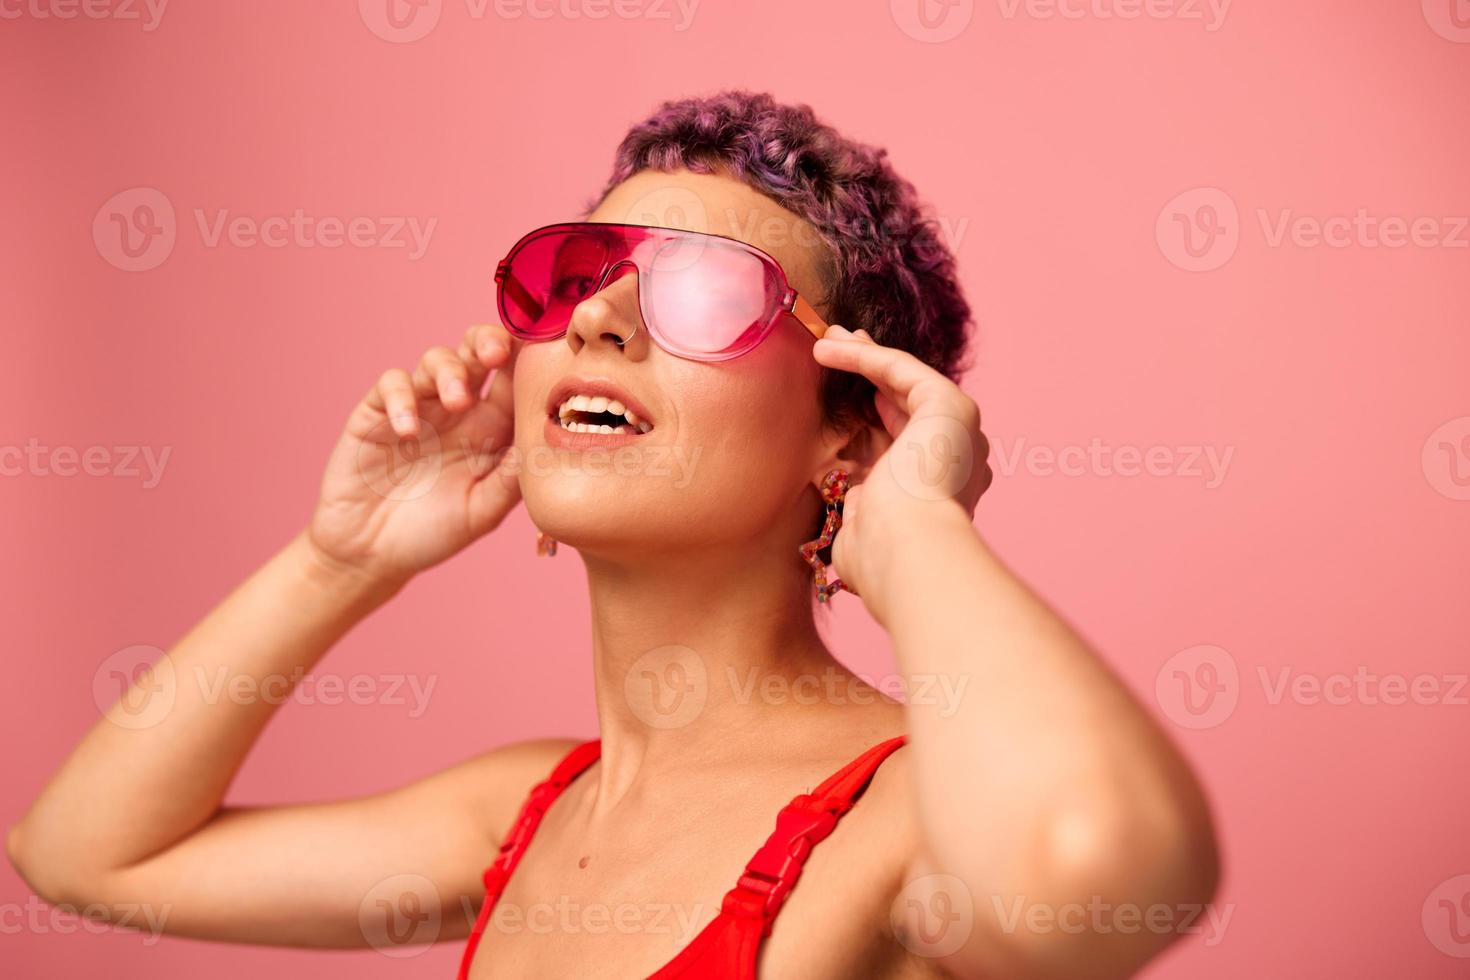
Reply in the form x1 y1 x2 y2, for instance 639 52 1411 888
3 2 1468 978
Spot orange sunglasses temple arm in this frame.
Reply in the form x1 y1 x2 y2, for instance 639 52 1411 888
791 293 831 340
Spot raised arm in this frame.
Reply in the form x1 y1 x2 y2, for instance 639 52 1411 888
813 325 1220 980
6 324 551 949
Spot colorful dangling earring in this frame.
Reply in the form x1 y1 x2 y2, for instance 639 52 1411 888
535 530 558 557
798 468 856 603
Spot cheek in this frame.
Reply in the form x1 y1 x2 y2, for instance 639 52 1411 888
673 330 824 494
740 318 826 435
510 344 553 445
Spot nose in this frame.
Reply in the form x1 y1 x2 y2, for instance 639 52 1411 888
565 261 645 356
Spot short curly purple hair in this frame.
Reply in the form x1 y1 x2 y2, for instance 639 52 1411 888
587 90 973 428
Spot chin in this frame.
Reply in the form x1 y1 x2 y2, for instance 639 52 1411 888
522 473 673 556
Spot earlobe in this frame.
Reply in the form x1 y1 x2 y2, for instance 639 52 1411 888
809 417 887 490
809 452 862 492
810 457 863 492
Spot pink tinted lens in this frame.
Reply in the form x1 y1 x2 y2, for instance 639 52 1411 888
640 235 781 357
500 228 610 339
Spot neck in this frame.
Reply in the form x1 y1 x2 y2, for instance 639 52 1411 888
581 539 843 806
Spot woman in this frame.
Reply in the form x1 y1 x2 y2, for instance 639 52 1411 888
7 91 1218 979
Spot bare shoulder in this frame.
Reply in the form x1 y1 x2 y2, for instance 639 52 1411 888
803 729 921 896
398 736 588 852
762 735 928 978
844 735 919 854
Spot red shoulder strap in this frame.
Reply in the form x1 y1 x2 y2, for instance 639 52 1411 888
719 735 908 938
648 735 910 979
483 740 602 896
456 739 601 980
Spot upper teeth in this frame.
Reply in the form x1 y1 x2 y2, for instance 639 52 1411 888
556 394 653 433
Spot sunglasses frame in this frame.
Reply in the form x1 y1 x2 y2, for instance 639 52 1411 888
495 221 832 362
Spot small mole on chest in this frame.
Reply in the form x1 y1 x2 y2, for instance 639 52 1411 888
577 855 590 869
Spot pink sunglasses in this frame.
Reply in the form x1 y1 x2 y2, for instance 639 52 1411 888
495 222 831 362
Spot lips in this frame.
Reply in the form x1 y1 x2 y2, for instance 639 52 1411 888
544 375 656 445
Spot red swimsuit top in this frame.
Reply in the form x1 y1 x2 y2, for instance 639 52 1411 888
455 735 908 979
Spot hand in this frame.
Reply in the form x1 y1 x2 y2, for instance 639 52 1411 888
811 325 992 604
307 323 521 588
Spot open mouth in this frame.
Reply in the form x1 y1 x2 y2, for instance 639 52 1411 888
553 394 654 435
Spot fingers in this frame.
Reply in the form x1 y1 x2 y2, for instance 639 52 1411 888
818 324 984 448
414 344 481 409
367 368 420 437
457 322 514 373
873 388 909 439
813 324 946 414
466 445 523 538
483 352 515 424
819 325 992 510
842 329 911 436
363 325 515 438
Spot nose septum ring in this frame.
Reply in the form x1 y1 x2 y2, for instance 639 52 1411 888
593 260 639 349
